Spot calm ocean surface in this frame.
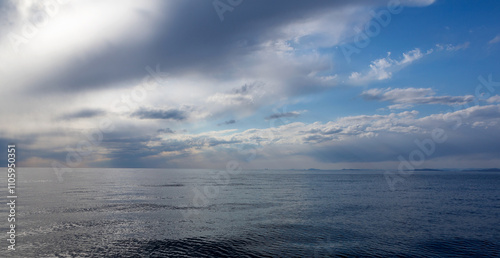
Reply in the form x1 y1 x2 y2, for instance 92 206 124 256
0 168 499 257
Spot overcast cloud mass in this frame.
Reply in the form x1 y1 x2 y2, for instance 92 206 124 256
1 0 499 170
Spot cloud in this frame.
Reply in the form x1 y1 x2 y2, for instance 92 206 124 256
349 48 427 84
349 42 469 85
131 108 187 120
0 1 361 93
59 109 106 120
161 104 500 167
404 0 436 6
218 119 236 126
265 111 303 120
0 0 437 140
157 128 175 134
207 83 263 106
0 0 436 97
16 103 500 169
488 35 500 45
6 0 483 169
487 95 500 103
361 87 475 109
435 42 470 51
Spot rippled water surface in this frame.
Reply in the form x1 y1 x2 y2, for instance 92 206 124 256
1 168 499 257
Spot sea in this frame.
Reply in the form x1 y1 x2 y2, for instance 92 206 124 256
0 168 498 257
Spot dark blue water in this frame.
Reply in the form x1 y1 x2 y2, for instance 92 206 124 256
1 168 499 257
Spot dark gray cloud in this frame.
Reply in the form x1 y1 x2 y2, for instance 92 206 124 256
303 134 334 143
305 133 409 163
302 128 343 135
218 119 236 126
95 134 195 167
207 138 241 147
157 128 175 134
131 108 187 120
59 109 106 120
91 134 242 168
266 111 301 120
306 125 500 164
0 134 53 167
232 84 257 94
361 88 475 109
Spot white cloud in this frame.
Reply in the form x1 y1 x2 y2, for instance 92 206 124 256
349 48 427 84
487 95 500 103
488 35 500 45
159 104 500 149
399 48 424 64
141 104 500 168
0 0 162 93
402 0 437 6
207 93 256 106
435 42 470 51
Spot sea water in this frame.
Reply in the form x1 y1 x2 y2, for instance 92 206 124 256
0 168 498 257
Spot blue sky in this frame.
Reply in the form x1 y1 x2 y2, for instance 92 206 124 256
0 0 499 169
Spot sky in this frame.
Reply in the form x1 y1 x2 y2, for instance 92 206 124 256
0 0 499 170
